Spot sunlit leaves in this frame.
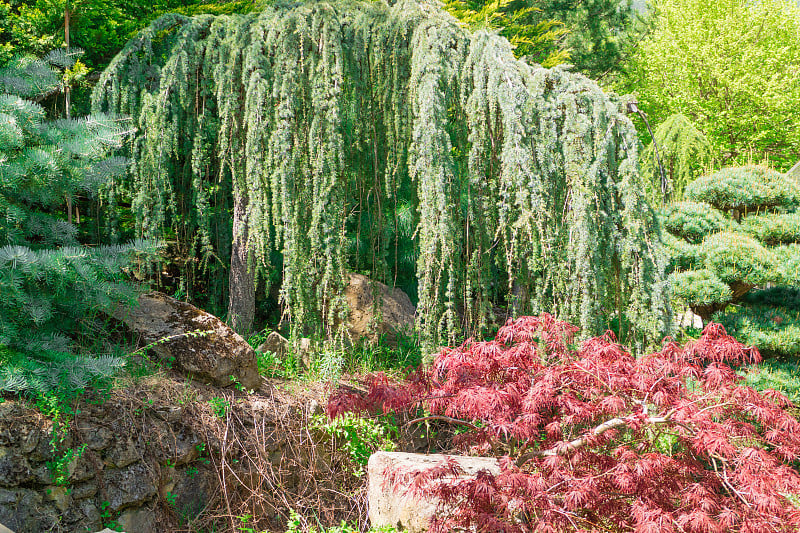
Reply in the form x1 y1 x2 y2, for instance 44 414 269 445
330 316 800 532
621 0 800 169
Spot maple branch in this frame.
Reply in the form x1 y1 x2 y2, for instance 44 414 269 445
406 415 480 431
542 417 653 457
711 453 752 508
573 362 614 393
518 411 681 464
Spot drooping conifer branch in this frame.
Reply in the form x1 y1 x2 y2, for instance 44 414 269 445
93 0 670 347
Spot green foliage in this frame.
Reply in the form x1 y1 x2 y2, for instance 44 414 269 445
255 349 298 379
0 0 266 114
284 509 398 533
313 332 423 381
772 244 800 286
93 0 671 351
443 0 570 66
714 305 800 359
316 346 346 384
700 232 774 286
311 412 397 472
247 330 301 378
663 165 800 356
167 1 266 16
641 113 713 204
246 329 271 351
443 0 642 77
661 232 702 272
208 396 229 418
0 345 126 397
741 359 800 405
47 443 86 486
0 54 153 397
549 0 643 80
668 269 730 307
99 500 122 531
740 213 800 246
660 201 727 244
620 0 800 169
0 244 147 357
16 373 94 488
742 287 800 312
254 349 279 377
684 166 800 214
251 329 421 379
195 442 210 465
341 334 422 374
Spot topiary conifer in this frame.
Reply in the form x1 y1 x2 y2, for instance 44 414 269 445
664 165 800 356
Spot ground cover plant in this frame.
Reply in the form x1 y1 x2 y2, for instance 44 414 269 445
329 314 800 532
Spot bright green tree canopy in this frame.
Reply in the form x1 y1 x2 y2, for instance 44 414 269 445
620 0 800 169
445 0 641 78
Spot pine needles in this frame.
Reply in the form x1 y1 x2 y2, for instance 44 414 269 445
0 53 155 396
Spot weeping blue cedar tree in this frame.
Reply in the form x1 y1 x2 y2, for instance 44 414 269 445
92 0 671 352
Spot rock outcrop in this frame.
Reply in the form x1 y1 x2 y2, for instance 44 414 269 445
0 374 346 533
255 331 290 360
367 451 501 533
0 396 208 533
115 292 261 390
344 273 415 346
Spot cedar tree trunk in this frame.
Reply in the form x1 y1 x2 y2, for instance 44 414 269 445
228 189 255 336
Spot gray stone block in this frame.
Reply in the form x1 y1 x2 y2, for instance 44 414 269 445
368 451 500 533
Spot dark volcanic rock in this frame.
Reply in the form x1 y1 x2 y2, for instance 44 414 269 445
103 462 157 512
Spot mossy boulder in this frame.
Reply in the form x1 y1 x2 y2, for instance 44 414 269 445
114 292 261 389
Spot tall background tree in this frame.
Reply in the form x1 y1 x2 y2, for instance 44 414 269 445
530 0 642 79
0 0 266 115
442 0 571 67
444 0 643 79
619 0 800 173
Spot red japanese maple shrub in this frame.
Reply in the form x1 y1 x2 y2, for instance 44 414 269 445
328 314 800 532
